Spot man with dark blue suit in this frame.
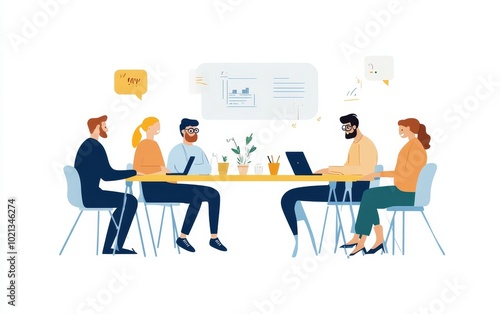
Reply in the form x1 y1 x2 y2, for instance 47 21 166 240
74 115 141 254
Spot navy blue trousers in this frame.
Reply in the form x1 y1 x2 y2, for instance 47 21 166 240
281 181 370 235
83 191 138 250
141 182 220 235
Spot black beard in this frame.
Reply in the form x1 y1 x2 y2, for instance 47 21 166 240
345 128 357 139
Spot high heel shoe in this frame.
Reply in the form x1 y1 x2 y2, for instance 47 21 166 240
366 243 385 254
349 247 366 257
339 243 357 249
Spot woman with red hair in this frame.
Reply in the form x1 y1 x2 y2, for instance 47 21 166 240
343 118 431 256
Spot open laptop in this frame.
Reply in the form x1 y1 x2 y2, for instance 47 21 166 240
286 151 322 175
166 156 195 175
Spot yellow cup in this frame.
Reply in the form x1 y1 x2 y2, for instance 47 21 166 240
268 163 280 175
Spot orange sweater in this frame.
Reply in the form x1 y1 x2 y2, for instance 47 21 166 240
380 138 427 192
133 139 165 174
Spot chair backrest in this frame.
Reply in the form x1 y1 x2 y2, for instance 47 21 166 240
126 163 134 189
414 163 437 207
63 165 84 208
370 164 384 188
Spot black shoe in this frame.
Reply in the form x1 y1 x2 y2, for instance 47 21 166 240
339 243 357 249
209 238 227 251
366 243 385 255
102 247 137 255
176 237 195 252
349 247 366 257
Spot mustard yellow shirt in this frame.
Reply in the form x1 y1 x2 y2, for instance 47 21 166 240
338 135 378 175
380 138 427 192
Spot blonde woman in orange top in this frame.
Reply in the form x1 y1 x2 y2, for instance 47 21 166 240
132 117 227 253
344 118 431 256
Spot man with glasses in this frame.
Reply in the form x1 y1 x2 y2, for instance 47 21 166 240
167 118 211 175
280 113 378 246
167 118 227 252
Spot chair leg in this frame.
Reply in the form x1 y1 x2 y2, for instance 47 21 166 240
143 204 157 257
402 211 406 255
59 211 83 255
135 212 146 257
421 212 445 255
319 205 330 253
292 235 298 257
303 218 318 255
113 192 128 256
157 206 166 249
336 205 348 256
345 190 356 234
384 212 396 255
169 205 181 254
97 211 100 255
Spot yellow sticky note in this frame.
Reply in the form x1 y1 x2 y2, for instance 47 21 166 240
114 70 148 100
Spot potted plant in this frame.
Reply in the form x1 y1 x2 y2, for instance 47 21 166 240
218 155 229 175
226 133 257 175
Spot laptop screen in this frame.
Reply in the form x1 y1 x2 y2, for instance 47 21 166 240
286 152 317 175
166 156 195 175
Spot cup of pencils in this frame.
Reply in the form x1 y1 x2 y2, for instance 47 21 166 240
267 155 280 175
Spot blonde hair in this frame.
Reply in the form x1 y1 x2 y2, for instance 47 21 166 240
132 117 159 148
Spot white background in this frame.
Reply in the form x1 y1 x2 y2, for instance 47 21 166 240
1 0 499 313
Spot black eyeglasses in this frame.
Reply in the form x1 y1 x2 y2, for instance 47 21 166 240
185 128 199 134
341 124 353 131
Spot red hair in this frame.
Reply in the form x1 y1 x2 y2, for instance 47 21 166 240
398 118 431 149
87 115 107 133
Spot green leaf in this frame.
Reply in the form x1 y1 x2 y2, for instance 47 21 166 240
246 133 253 145
231 147 240 155
249 146 256 153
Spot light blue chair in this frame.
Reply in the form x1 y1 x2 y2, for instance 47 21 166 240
318 165 384 255
127 164 181 256
384 163 445 255
292 202 318 257
59 165 145 256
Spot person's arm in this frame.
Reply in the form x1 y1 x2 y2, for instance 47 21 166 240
329 138 378 175
98 144 136 181
167 145 186 173
379 170 396 178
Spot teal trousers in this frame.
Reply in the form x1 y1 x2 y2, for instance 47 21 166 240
355 186 415 236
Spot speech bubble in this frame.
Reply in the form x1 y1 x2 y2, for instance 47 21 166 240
114 69 148 100
365 56 394 85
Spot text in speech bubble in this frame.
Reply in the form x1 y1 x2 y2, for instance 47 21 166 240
114 69 148 100
365 56 394 85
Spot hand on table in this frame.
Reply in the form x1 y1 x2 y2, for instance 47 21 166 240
360 172 377 181
314 168 327 175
